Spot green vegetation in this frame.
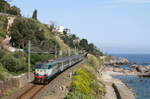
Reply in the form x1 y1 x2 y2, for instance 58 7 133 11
61 33 103 56
31 54 54 66
0 63 12 80
65 68 105 99
65 55 105 99
79 39 103 56
86 54 103 72
55 35 70 56
0 1 106 98
9 17 59 51
61 33 79 49
0 1 104 90
0 16 8 39
0 51 28 75
0 14 70 79
0 50 55 79
0 0 21 16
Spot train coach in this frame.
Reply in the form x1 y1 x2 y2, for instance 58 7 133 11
34 54 85 84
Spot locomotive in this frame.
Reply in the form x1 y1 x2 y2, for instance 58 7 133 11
34 54 85 84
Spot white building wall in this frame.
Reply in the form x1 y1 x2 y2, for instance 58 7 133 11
57 26 64 33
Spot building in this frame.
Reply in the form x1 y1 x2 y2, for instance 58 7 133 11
57 26 64 33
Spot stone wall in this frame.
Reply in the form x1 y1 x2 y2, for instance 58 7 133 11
0 73 34 96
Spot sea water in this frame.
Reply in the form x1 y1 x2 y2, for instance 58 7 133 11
112 54 150 99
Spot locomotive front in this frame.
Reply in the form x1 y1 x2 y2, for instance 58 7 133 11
34 63 50 84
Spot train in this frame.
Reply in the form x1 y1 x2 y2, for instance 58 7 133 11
34 54 86 84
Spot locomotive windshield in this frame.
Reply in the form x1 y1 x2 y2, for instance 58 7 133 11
36 63 48 69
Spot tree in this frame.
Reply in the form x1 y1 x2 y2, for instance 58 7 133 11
7 6 21 16
0 0 21 16
41 39 59 52
79 39 89 50
88 43 95 51
0 53 27 72
32 9 38 20
71 34 77 40
0 0 10 13
9 18 44 48
88 43 103 56
63 28 70 35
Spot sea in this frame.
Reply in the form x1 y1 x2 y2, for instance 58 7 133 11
111 54 150 99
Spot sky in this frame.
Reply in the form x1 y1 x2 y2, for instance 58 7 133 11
8 0 150 54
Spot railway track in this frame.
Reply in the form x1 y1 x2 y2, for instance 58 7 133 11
7 59 85 99
18 85 46 99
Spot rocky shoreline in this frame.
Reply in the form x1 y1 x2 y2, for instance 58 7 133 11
102 67 135 99
101 55 150 99
106 65 150 78
101 55 150 77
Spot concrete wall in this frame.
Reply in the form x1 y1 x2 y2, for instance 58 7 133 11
0 73 34 96
112 80 135 99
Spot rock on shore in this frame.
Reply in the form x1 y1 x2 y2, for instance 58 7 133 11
101 56 130 65
132 65 150 77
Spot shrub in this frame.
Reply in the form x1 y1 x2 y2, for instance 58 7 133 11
0 53 27 74
0 63 7 80
66 68 101 99
6 6 21 16
65 91 96 99
0 0 21 16
0 0 10 13
0 16 8 38
0 63 12 80
87 54 100 68
0 49 6 59
86 54 103 71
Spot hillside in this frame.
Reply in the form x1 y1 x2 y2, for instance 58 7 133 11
0 0 103 79
0 0 106 98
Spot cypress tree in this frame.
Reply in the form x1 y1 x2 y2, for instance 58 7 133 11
32 9 37 20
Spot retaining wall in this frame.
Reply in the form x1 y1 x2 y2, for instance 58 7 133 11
112 80 135 99
0 73 34 96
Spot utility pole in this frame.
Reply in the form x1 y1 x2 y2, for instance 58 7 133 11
28 40 31 82
59 50 62 57
68 47 71 56
55 45 57 59
73 42 77 55
73 40 78 55
68 47 71 66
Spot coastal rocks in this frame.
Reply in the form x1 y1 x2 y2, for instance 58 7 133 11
103 55 150 78
144 62 150 65
116 57 129 65
113 68 124 73
110 65 150 78
131 65 150 77
139 72 150 78
136 66 147 73
135 65 150 73
102 56 130 65
106 67 137 75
